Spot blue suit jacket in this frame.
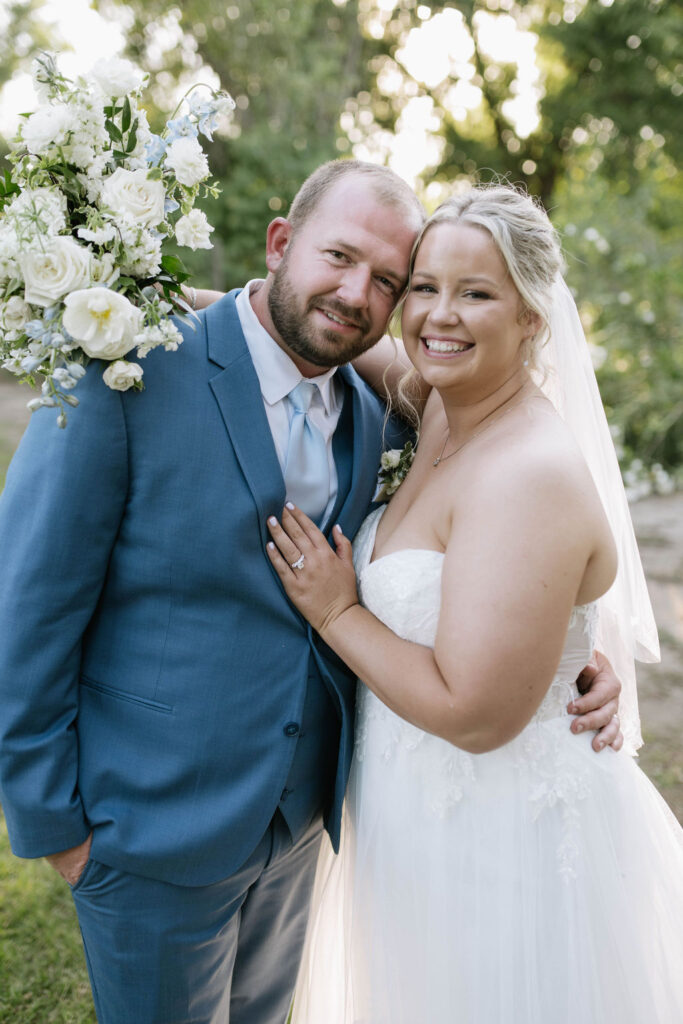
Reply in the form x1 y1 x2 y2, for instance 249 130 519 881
0 292 405 885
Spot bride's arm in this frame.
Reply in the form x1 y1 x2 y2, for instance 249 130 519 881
183 287 224 309
267 452 610 754
351 334 431 410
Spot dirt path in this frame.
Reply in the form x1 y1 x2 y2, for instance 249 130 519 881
629 493 683 819
1 373 682 818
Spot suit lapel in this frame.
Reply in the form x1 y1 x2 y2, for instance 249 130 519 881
329 365 384 541
205 295 383 546
206 292 286 540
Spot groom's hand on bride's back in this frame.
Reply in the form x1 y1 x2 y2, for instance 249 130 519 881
568 650 623 752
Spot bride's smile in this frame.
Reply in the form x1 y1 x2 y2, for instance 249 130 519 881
402 221 534 400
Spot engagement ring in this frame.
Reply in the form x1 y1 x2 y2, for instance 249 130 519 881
291 555 305 571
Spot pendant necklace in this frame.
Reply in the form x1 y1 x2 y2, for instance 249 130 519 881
432 383 530 468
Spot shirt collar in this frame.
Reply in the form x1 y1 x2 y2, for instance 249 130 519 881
236 280 339 412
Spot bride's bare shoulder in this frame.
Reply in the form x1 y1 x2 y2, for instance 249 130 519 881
460 398 599 511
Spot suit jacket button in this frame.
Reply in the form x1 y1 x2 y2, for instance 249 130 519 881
283 722 300 737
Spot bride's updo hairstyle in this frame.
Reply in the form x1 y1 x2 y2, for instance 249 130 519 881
410 183 564 370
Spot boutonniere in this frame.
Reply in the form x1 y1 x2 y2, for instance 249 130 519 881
374 440 415 502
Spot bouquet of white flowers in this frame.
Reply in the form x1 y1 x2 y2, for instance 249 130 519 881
0 53 234 426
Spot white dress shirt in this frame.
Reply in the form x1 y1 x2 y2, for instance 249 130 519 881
235 281 343 521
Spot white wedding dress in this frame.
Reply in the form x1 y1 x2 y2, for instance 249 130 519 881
292 507 683 1024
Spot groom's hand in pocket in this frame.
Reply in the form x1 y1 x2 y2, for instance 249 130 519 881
46 832 93 886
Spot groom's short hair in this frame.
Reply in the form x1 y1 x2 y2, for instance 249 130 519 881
287 159 425 234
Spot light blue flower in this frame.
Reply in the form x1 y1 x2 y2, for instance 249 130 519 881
25 319 49 340
145 134 167 167
165 116 198 143
164 197 180 214
188 91 233 141
21 355 43 374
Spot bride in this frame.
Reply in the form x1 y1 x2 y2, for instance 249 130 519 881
266 184 683 1022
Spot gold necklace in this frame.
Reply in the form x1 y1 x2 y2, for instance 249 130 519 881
432 384 530 468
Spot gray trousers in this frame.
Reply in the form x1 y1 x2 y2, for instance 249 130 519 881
71 812 324 1024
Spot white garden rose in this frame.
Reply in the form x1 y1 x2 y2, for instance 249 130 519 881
20 237 92 307
164 137 210 187
175 209 214 250
0 295 32 337
89 57 146 98
381 449 401 470
62 287 143 360
102 359 144 391
99 168 166 228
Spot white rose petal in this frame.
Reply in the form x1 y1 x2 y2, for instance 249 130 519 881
99 167 166 228
164 137 210 187
20 237 92 307
102 359 144 391
89 57 146 98
63 287 143 360
381 449 401 469
175 209 214 250
1 295 33 334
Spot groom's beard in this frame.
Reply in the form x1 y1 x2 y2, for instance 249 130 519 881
268 256 379 368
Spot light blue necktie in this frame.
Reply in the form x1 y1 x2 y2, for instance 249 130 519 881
283 381 330 524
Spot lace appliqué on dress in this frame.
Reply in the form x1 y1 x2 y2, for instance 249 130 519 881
517 602 599 881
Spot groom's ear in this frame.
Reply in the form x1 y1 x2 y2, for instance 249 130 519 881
265 218 293 272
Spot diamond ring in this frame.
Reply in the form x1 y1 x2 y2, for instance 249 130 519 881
290 554 305 571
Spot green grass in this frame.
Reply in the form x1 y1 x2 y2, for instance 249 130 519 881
0 812 96 1023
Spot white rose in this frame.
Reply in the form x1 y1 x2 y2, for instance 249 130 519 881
102 359 144 391
0 295 32 336
99 168 166 228
21 102 75 153
62 287 143 360
175 209 214 250
164 137 209 186
20 237 92 307
381 449 401 470
89 57 146 98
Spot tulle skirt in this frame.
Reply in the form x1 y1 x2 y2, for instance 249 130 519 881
291 704 683 1024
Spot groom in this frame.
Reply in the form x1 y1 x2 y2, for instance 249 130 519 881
0 159 621 1024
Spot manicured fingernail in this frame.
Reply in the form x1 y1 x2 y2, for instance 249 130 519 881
596 740 604 750
268 516 277 526
285 501 295 510
334 523 342 534
267 542 275 550
574 723 583 733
